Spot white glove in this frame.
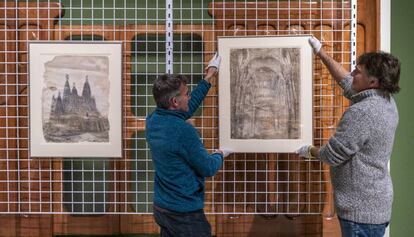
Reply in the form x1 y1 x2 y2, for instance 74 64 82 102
205 52 221 71
308 37 322 54
295 145 315 159
215 147 233 158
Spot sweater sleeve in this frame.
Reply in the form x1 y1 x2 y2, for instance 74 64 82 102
183 79 211 120
318 107 369 166
180 124 224 177
338 73 357 100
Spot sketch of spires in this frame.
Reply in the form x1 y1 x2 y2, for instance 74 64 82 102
54 92 64 116
43 56 110 144
82 75 91 98
50 75 100 119
71 83 78 96
50 95 57 118
63 74 71 98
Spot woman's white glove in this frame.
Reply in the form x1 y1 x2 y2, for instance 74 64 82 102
295 145 315 159
215 147 233 158
206 52 221 71
308 37 322 54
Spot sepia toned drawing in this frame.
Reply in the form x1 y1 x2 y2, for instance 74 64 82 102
218 36 313 153
230 48 300 139
42 56 110 143
29 42 122 157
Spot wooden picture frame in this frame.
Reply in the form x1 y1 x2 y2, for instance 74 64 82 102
29 42 122 158
218 36 313 153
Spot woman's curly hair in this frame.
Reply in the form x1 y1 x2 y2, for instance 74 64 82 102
357 51 401 98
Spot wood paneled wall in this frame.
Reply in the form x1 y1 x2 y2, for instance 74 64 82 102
0 1 380 236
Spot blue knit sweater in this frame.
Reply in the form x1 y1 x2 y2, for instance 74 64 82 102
146 79 223 212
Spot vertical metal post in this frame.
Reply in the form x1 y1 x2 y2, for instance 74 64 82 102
166 0 173 74
351 0 357 70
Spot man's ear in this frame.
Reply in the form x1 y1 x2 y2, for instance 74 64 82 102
170 97 178 108
369 77 380 88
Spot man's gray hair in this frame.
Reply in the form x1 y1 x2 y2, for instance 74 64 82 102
152 74 189 109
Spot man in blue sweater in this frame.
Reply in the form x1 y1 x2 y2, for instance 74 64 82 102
146 54 231 237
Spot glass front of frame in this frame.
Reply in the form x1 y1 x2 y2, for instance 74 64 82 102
29 42 122 158
218 36 313 152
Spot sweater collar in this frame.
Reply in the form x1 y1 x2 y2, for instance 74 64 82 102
154 107 187 120
351 89 388 103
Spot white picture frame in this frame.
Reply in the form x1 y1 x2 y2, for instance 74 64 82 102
218 36 313 153
29 42 122 158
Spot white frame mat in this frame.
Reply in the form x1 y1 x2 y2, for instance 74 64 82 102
218 36 313 153
29 42 122 158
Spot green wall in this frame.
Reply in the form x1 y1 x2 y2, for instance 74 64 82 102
391 1 414 236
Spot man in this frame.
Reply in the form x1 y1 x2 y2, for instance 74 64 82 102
146 53 231 237
297 37 401 237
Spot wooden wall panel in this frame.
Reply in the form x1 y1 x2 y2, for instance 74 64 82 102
15 215 53 237
0 0 381 236
0 215 18 237
51 25 120 236
14 2 59 218
208 2 339 227
0 2 18 216
117 24 168 235
216 214 322 237
117 24 217 235
208 1 379 236
0 2 59 237
17 2 60 237
312 23 342 237
53 214 119 236
0 25 18 214
357 0 380 51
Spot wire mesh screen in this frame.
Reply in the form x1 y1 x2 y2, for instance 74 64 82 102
0 0 355 214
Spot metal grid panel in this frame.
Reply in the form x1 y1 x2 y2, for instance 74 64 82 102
0 0 355 214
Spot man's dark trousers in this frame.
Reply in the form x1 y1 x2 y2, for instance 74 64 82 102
153 204 211 237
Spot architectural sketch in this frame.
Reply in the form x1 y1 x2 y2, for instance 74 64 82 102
29 42 122 157
41 55 110 143
230 48 300 139
44 74 110 143
218 36 313 153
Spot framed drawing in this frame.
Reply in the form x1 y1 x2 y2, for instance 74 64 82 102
218 36 313 153
29 42 122 158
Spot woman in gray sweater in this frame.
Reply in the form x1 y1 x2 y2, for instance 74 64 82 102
297 37 401 237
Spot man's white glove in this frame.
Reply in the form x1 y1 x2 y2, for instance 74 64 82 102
295 145 315 159
215 147 233 158
206 52 221 71
308 37 322 54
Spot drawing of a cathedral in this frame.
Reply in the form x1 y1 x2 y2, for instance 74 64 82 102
44 74 109 143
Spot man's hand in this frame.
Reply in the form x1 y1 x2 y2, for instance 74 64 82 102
205 67 218 80
215 147 233 158
308 37 322 54
205 52 221 81
206 52 221 71
296 145 315 159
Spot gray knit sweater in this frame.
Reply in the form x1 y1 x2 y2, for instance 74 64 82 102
318 74 398 224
